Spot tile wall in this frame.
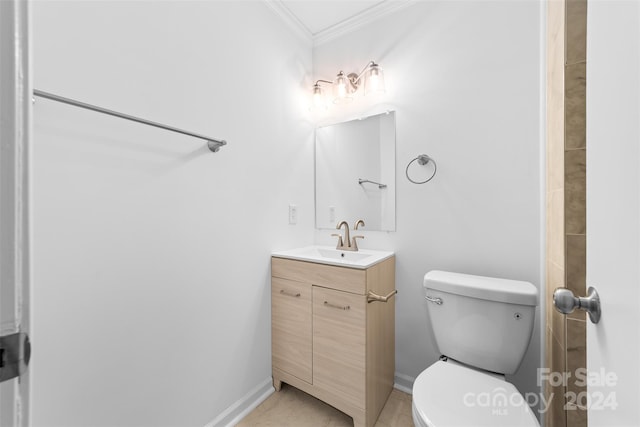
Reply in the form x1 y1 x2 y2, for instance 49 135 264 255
545 0 588 426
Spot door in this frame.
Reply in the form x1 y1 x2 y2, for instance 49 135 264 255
271 278 312 383
0 0 32 425
312 286 366 410
586 1 640 425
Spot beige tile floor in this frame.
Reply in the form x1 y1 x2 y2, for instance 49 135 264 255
236 383 415 427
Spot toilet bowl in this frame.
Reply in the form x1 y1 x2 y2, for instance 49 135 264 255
412 271 540 427
412 360 539 427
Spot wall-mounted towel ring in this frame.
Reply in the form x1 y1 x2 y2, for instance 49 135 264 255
406 154 437 184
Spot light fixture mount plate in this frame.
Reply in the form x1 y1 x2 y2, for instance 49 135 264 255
347 72 361 90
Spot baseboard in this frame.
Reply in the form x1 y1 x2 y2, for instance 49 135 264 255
205 377 274 427
206 372 412 427
394 372 415 395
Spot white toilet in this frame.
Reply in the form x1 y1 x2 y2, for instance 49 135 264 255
412 270 540 427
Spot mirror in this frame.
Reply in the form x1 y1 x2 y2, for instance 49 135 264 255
315 111 396 231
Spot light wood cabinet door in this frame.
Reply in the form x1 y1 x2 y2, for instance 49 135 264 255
272 277 312 384
312 286 366 410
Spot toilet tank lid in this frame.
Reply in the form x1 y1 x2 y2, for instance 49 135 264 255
424 270 538 306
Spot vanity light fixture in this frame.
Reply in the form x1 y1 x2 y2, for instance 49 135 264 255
312 79 333 110
333 71 353 104
363 62 385 96
311 60 385 108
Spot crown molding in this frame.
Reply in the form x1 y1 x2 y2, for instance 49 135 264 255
263 0 313 45
264 0 417 48
313 0 417 47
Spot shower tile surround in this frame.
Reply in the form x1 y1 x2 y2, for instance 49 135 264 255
545 0 587 426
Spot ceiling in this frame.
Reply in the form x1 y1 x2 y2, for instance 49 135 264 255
280 0 387 35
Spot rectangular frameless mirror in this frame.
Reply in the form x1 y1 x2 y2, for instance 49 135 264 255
315 111 396 231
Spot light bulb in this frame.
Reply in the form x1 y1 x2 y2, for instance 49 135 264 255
369 73 379 91
312 84 325 110
337 82 347 97
333 71 353 104
364 64 385 96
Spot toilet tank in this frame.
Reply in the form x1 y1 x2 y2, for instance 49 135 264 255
423 270 538 375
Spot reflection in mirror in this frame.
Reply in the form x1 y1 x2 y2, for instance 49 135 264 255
315 111 396 231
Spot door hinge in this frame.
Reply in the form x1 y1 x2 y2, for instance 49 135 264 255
0 332 30 383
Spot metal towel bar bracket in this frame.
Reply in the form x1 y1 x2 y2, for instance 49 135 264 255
33 89 227 153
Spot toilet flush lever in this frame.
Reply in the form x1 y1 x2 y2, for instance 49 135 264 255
425 295 443 305
553 287 601 324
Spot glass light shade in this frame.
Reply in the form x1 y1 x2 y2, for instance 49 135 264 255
333 72 353 104
311 84 327 110
364 64 385 96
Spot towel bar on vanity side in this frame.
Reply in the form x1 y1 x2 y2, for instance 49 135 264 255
367 290 398 303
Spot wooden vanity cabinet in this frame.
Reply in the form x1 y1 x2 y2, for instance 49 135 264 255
271 277 312 384
271 256 395 427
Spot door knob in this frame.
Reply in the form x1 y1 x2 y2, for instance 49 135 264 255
553 286 601 324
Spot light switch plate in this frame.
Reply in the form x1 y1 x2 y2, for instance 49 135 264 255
288 204 298 225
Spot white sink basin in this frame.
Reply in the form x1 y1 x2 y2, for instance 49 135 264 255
272 246 394 269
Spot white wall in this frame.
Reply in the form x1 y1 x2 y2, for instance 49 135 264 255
31 1 312 426
312 0 543 409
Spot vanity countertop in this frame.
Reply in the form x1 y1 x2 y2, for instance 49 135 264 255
272 245 394 269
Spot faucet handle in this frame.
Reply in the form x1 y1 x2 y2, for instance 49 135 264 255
351 235 364 251
331 233 344 249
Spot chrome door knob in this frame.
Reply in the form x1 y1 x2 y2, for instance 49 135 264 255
553 287 601 324
553 289 579 314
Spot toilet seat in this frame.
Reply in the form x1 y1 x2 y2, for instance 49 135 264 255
412 360 539 427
